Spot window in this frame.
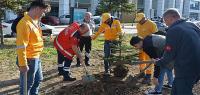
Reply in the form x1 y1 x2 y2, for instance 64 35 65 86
190 1 200 10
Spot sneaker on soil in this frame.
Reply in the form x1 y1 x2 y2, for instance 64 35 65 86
85 63 90 66
144 89 162 95
163 84 172 89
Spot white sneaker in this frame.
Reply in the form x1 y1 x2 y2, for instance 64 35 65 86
144 89 162 95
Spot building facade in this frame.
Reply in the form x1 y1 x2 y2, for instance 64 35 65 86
5 0 200 21
5 0 99 21
137 0 200 20
48 0 99 17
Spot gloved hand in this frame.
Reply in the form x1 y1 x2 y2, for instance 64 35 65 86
91 35 96 40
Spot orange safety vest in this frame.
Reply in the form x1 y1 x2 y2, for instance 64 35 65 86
54 22 80 59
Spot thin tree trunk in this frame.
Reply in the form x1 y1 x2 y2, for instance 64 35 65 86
0 19 4 46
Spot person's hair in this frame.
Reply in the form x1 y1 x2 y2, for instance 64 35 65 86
29 1 49 10
163 8 181 19
80 23 89 29
85 12 92 16
130 36 142 46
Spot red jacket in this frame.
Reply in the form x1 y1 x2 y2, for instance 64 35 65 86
54 22 80 60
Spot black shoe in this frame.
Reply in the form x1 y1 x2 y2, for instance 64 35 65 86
58 67 63 75
58 72 63 76
76 64 81 67
63 77 76 81
163 84 172 89
85 63 90 66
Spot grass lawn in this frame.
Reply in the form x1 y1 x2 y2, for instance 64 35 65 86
0 34 136 72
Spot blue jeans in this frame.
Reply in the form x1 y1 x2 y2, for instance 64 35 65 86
104 41 111 73
17 58 43 95
155 67 174 92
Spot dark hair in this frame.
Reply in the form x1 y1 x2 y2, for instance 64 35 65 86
80 23 89 29
29 1 49 9
130 36 142 46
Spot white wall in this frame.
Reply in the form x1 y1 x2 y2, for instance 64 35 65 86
59 0 70 17
144 0 152 18
157 0 165 17
175 0 184 15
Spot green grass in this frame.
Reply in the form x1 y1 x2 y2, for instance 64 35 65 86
0 34 137 69
92 35 104 50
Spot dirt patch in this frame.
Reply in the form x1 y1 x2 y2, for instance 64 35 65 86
47 63 149 95
51 73 143 95
113 64 129 78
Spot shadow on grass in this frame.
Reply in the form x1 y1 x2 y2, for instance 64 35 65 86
0 68 59 95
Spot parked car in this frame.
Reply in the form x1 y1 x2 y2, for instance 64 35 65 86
154 21 166 32
41 16 60 26
39 22 55 36
59 14 70 25
1 20 55 37
153 21 167 35
92 16 101 31
1 20 13 36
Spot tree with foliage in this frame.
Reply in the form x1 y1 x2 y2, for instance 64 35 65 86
0 0 30 46
95 0 135 17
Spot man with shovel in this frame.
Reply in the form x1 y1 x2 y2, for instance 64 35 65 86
16 1 49 95
54 22 89 81
130 34 174 95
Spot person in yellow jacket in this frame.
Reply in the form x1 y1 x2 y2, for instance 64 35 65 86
16 1 49 95
92 13 122 74
135 13 158 84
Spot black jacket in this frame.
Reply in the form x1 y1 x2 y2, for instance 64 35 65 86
157 19 200 78
143 34 166 78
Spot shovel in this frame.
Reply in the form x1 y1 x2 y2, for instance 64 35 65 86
23 72 28 95
82 63 96 83
131 60 155 65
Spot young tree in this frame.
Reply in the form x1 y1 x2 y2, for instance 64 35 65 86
95 0 135 17
0 0 29 46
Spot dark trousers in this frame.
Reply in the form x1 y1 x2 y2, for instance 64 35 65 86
57 50 72 77
77 36 92 65
171 77 198 95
